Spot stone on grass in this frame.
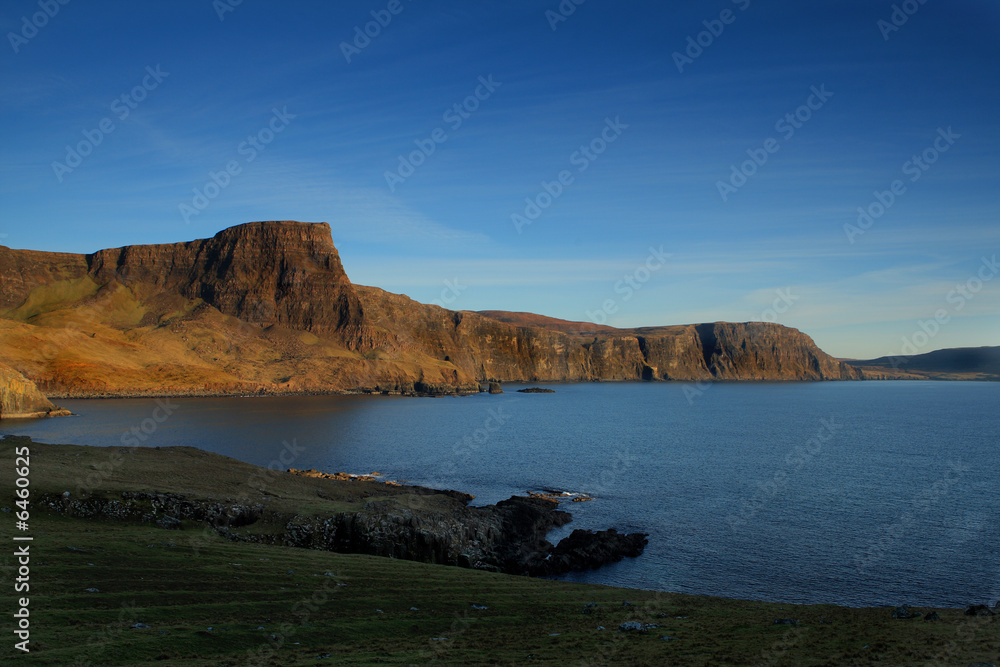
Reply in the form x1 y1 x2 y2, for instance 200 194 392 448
618 621 658 633
892 606 913 619
965 605 994 616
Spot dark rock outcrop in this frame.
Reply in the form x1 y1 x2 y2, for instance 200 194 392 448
965 604 995 616
274 495 579 575
49 491 264 527
532 528 649 575
42 489 647 577
892 605 914 619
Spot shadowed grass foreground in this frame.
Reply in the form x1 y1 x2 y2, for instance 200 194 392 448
0 438 996 666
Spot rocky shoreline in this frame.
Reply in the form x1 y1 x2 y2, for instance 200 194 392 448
43 489 648 577
26 439 648 579
38 377 854 402
40 385 485 401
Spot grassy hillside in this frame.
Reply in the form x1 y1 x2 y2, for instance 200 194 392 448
1 438 996 666
0 279 460 397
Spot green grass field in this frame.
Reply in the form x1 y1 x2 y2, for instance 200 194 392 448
0 438 996 666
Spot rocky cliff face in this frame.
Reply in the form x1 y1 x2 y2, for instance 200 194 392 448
645 321 859 381
356 287 861 383
0 363 69 419
88 221 368 347
0 246 89 311
0 220 861 396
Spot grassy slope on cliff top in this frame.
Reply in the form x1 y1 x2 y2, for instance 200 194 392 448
0 437 996 666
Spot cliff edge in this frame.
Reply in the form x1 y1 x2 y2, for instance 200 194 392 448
0 363 70 419
0 220 861 396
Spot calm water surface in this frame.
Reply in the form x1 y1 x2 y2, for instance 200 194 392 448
4 381 998 608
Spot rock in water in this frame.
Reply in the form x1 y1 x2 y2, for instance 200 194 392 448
529 528 649 576
488 382 503 394
0 364 69 419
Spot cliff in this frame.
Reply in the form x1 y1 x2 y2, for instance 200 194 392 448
0 363 70 419
0 220 861 396
90 220 370 347
356 287 860 383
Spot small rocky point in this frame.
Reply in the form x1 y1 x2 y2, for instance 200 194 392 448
0 363 69 419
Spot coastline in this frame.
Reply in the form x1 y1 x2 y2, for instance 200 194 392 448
34 373 997 403
4 436 647 577
1 435 995 665
12 381 997 611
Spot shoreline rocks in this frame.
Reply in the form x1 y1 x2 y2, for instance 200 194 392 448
287 468 475 502
535 528 648 576
41 487 648 578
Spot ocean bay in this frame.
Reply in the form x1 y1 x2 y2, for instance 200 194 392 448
5 380 997 608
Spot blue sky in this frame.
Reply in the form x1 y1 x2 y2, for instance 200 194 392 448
1 0 998 359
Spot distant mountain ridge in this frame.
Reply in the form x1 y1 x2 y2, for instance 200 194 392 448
847 346 1000 380
0 220 864 398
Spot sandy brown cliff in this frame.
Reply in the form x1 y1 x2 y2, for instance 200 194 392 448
0 363 70 419
0 220 860 397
